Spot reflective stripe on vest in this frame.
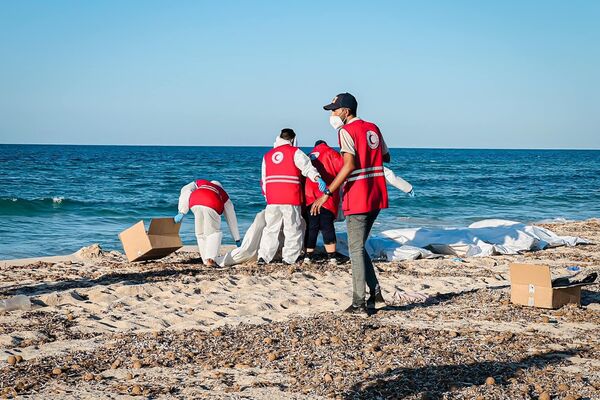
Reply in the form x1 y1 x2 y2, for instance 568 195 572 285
265 180 301 184
347 166 385 182
264 175 301 184
197 184 221 195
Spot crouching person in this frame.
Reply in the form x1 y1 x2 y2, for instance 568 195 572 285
175 179 241 266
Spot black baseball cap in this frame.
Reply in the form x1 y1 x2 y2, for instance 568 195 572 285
323 92 358 111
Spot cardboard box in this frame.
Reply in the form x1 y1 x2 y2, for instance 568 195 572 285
119 218 183 262
509 263 585 309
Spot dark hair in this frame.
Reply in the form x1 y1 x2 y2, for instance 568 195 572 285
280 128 296 141
314 140 327 146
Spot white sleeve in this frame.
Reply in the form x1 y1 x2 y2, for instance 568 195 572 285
261 158 267 197
384 167 413 193
294 149 320 182
339 129 356 155
223 199 241 241
178 181 198 214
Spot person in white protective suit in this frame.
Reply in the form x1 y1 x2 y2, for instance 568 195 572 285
174 179 241 266
257 128 327 265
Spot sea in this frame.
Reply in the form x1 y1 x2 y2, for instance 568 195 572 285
1 144 599 259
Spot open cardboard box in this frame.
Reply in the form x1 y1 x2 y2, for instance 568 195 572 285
119 218 183 262
510 263 593 309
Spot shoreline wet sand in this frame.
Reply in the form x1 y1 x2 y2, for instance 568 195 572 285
1 220 599 399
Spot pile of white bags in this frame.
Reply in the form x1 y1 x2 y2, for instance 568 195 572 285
218 216 590 265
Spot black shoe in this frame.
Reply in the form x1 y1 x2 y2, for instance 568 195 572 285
343 304 369 315
326 253 338 266
367 289 386 309
302 252 314 265
257 258 267 266
335 252 350 264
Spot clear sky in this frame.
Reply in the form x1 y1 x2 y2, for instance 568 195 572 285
0 1 599 149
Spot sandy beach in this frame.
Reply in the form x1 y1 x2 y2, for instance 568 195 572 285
1 219 599 399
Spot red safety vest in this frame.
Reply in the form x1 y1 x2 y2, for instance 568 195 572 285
189 179 230 215
263 144 303 205
339 119 388 215
305 143 343 215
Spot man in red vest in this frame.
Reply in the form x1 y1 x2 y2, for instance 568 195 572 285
174 180 241 267
311 93 390 315
258 128 326 265
303 140 344 265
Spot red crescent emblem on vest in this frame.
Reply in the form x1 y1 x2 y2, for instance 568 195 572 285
367 131 380 150
272 151 284 164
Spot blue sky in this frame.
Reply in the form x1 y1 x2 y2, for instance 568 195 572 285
0 1 599 148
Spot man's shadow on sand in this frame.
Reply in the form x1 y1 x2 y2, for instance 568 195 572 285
342 349 586 399
367 288 599 317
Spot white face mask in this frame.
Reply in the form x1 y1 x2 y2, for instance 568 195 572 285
329 115 344 130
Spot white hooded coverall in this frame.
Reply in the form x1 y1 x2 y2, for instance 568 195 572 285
178 181 241 261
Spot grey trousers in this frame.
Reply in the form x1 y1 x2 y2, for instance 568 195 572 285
346 210 380 307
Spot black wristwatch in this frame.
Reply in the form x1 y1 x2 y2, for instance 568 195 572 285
323 188 332 196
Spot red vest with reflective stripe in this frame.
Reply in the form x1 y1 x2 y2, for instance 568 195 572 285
304 143 343 214
189 179 229 215
264 144 303 205
338 119 388 215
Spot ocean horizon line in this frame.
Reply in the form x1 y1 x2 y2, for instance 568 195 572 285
1 143 600 151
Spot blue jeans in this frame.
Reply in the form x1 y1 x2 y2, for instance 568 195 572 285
346 210 380 306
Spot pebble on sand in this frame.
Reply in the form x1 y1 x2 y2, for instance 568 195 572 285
7 356 16 365
558 383 570 391
485 376 496 385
